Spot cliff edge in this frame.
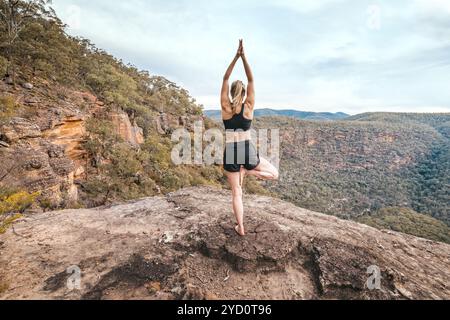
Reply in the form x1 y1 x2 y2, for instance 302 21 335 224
0 187 448 300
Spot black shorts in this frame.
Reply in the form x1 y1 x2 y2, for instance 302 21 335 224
223 140 261 173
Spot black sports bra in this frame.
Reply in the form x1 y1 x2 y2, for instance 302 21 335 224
223 104 253 131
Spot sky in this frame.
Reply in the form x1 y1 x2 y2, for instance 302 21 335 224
52 0 450 114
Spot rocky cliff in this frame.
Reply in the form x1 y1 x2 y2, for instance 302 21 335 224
0 187 448 300
109 110 145 146
0 82 96 207
0 80 203 208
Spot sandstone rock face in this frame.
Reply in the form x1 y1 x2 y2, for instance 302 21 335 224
0 121 77 205
1 80 195 209
0 79 113 205
110 110 144 146
0 81 94 205
155 112 204 135
0 187 448 300
43 116 86 161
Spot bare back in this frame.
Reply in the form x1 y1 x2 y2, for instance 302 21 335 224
221 99 254 121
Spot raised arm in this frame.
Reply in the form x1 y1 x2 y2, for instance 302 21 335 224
241 42 255 108
221 41 242 111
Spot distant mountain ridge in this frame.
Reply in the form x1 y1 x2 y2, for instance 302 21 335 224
204 109 349 121
346 112 450 128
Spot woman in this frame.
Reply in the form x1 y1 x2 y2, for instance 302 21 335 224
221 40 279 237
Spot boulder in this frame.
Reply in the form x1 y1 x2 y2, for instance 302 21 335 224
22 82 33 90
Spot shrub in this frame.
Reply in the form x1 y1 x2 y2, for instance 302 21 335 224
85 63 139 109
357 207 450 244
244 177 273 196
200 166 223 182
83 118 120 162
0 95 18 123
0 188 39 234
0 55 8 76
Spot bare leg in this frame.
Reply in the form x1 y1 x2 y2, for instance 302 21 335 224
245 157 279 181
240 166 246 186
226 171 245 236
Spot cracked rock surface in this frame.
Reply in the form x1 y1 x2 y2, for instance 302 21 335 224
0 187 449 300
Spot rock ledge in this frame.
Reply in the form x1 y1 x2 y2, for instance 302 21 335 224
0 187 448 300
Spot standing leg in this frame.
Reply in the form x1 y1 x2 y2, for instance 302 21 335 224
226 171 245 236
240 165 246 186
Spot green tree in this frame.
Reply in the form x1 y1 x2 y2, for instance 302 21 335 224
0 0 55 80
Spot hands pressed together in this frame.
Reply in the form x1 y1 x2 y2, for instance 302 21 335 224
236 39 246 59
223 39 253 83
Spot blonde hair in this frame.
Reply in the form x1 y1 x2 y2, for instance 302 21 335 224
230 80 246 114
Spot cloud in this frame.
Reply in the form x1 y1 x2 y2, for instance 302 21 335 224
52 0 450 114
414 0 450 15
265 0 346 13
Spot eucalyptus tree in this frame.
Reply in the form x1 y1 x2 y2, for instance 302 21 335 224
0 0 55 80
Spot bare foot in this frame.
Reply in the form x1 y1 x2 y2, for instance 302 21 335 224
235 225 246 237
